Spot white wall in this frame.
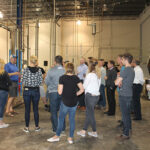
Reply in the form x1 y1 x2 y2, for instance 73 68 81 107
61 19 140 67
23 20 62 69
140 6 150 77
0 28 9 63
140 6 150 63
0 18 142 69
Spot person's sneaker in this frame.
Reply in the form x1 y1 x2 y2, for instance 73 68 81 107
67 138 73 144
88 132 98 138
47 136 60 142
77 131 86 137
0 123 9 128
116 134 130 141
35 127 41 132
23 127 29 133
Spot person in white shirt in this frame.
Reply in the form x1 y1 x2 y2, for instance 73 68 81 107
132 60 145 120
77 62 101 138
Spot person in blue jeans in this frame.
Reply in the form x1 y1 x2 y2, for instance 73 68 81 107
45 56 66 132
0 59 12 128
97 59 106 109
47 63 84 144
115 53 135 141
21 56 43 133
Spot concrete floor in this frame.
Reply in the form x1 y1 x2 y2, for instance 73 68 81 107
0 97 150 150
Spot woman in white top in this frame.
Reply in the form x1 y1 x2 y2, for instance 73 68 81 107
77 62 101 138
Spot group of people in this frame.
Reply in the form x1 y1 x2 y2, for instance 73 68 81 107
0 52 147 144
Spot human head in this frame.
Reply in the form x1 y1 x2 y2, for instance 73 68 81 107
122 53 133 66
89 62 96 73
10 55 17 64
98 59 104 67
55 55 63 65
0 58 5 74
117 54 123 66
65 63 74 74
30 55 38 66
107 60 115 69
131 59 140 67
80 57 86 65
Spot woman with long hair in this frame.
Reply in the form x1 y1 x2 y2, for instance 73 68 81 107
47 63 84 144
21 56 43 132
0 58 12 128
77 62 101 137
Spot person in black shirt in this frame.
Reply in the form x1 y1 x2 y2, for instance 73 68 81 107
47 63 84 144
0 59 12 128
105 60 117 116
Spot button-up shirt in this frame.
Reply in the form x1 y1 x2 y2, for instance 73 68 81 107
133 66 145 85
77 64 88 80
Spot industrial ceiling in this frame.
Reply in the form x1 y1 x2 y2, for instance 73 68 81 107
0 0 150 23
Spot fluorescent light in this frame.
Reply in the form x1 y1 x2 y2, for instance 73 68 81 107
76 20 81 25
0 12 3 18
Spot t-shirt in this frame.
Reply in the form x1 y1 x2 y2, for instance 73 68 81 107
4 62 19 82
59 75 81 107
39 67 45 74
119 67 135 97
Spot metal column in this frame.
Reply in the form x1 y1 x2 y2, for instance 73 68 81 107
35 19 39 58
27 24 29 65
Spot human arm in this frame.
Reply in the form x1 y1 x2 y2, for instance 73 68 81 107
45 70 51 86
58 84 63 95
76 82 84 96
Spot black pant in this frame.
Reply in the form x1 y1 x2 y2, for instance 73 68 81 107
78 80 85 107
133 84 143 119
106 87 116 115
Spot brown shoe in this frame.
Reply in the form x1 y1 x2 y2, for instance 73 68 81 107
80 107 86 111
116 134 130 141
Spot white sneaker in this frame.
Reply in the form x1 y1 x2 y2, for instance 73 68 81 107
68 139 73 144
23 127 30 133
88 132 98 138
47 137 60 142
77 131 86 137
0 124 9 129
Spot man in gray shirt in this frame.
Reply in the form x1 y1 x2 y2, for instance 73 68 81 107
115 53 135 141
45 56 65 132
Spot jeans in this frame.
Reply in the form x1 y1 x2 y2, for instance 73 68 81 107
56 102 77 138
106 87 116 115
98 84 106 107
0 90 8 120
48 92 65 132
23 88 40 127
133 84 143 119
83 93 99 132
119 96 132 136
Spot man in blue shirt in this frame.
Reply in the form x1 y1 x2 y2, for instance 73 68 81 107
5 55 20 117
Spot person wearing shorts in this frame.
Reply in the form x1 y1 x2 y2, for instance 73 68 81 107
4 55 20 117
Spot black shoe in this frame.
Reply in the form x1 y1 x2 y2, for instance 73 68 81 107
104 111 108 114
107 113 115 116
133 118 142 121
117 122 124 128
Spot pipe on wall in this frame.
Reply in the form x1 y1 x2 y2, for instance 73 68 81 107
35 19 39 58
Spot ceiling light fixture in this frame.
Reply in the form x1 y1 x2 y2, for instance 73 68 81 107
76 20 81 25
0 11 3 18
103 4 107 12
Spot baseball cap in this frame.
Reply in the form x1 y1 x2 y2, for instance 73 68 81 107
10 54 17 59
